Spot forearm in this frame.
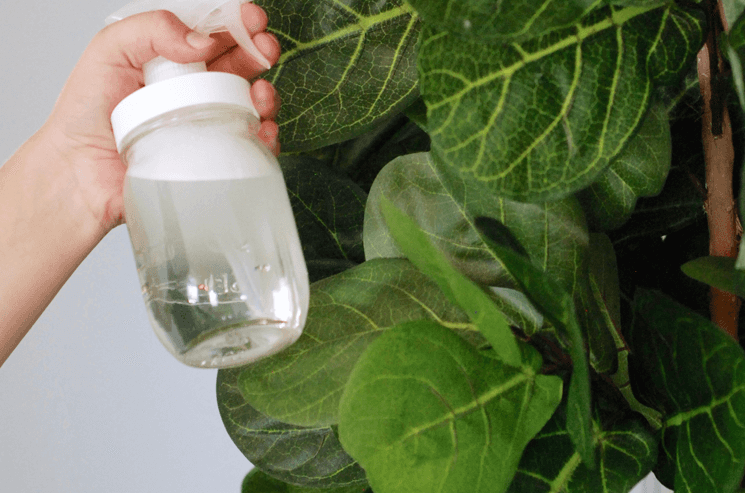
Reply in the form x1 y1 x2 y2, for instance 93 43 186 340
0 127 107 366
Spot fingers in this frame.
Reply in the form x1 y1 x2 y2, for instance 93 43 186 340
257 120 281 156
251 79 281 120
208 32 280 79
207 3 280 79
93 10 217 73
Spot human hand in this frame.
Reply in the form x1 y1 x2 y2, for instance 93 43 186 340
42 3 282 234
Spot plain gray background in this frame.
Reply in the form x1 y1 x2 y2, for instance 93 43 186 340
0 0 671 491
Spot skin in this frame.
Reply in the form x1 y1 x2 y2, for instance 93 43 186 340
0 4 282 366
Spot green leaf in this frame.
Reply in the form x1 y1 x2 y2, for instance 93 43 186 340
475 219 595 467
236 259 485 427
380 197 524 367
726 11 745 118
241 469 370 493
419 4 703 201
584 234 662 428
628 290 745 493
723 1 745 34
256 0 421 152
588 234 622 331
217 367 367 489
508 403 658 493
405 0 599 42
682 256 745 298
363 152 588 335
608 163 705 245
281 156 367 282
338 321 563 493
349 119 431 193
578 103 672 231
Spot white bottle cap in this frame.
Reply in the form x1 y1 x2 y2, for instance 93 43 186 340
111 70 260 152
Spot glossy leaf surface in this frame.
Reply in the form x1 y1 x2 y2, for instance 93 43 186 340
578 103 672 231
235 259 483 427
364 152 588 334
405 0 598 42
419 4 703 201
379 198 526 366
217 368 367 489
257 0 421 151
282 156 366 282
628 290 745 492
508 404 657 493
476 219 595 467
338 321 562 493
241 469 369 493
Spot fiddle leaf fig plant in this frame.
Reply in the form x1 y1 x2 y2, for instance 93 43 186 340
214 0 745 492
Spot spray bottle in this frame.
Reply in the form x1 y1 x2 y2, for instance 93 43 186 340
106 0 309 368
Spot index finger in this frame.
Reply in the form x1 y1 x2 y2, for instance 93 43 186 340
207 3 269 58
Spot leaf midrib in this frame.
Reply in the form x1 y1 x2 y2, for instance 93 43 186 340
398 370 533 441
428 4 659 112
271 4 415 66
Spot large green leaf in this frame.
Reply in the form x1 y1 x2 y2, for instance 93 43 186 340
338 320 563 493
628 290 745 492
379 197 525 367
281 156 366 282
241 469 370 493
578 103 672 231
404 0 599 42
235 259 484 427
363 152 587 334
419 4 703 202
508 403 658 493
256 0 421 152
475 219 595 467
217 368 367 489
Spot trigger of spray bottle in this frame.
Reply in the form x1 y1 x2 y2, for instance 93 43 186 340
105 0 272 74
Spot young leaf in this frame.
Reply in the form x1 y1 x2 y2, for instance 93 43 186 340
364 152 588 334
217 368 368 489
578 103 672 231
419 4 703 202
236 259 484 427
281 156 367 282
338 321 563 493
681 256 745 298
628 290 745 493
508 403 658 493
257 0 421 151
475 218 595 467
380 197 524 367
241 469 369 493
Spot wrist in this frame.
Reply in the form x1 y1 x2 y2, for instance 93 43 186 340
0 129 109 365
1 126 109 257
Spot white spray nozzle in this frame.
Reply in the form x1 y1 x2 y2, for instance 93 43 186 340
106 0 272 84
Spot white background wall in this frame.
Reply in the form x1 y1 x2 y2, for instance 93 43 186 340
0 1 671 492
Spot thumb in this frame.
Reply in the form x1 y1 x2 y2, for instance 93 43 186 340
92 10 216 70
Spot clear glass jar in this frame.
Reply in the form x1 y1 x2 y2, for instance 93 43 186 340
120 105 309 368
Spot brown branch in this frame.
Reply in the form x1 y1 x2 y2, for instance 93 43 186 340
697 0 741 340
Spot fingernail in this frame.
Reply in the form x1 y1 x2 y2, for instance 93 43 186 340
186 31 214 50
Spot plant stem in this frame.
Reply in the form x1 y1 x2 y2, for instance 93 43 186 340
698 0 741 339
